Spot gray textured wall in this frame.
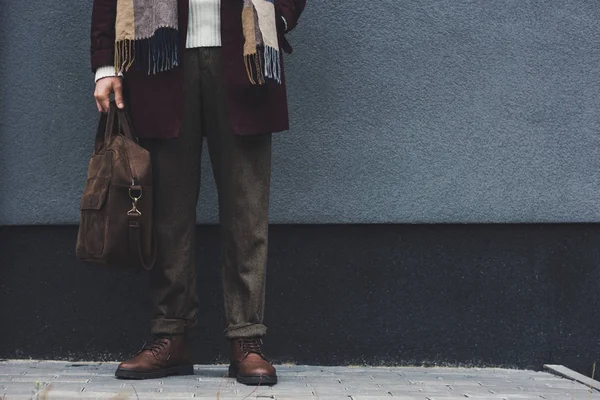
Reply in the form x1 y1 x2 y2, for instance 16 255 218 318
1 1 600 225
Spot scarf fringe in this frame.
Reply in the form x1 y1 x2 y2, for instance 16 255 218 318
263 46 281 84
244 46 281 85
115 27 179 75
245 51 264 85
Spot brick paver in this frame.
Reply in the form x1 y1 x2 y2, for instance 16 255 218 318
1 361 599 399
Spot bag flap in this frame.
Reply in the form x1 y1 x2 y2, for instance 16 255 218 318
80 177 110 210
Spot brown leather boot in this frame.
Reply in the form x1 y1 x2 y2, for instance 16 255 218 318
115 335 194 379
229 337 277 385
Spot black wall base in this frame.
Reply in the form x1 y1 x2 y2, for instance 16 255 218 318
1 225 598 376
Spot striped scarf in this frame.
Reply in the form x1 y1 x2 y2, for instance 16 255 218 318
114 0 281 85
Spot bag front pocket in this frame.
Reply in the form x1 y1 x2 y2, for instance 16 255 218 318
76 177 110 260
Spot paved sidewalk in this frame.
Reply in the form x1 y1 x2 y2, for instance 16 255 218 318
1 361 599 400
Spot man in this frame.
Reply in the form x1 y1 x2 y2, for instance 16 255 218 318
90 0 306 385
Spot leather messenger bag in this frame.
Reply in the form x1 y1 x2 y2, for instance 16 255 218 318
76 101 155 271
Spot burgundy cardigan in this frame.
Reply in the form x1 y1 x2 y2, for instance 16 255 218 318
90 0 306 138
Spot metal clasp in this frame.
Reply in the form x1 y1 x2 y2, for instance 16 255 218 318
128 185 143 217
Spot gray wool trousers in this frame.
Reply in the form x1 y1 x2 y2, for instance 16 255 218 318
141 47 272 339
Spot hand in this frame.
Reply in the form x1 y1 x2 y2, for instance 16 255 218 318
94 77 125 113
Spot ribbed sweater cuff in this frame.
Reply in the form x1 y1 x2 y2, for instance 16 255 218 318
94 66 122 82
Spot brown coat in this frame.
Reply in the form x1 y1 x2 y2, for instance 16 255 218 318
90 0 306 138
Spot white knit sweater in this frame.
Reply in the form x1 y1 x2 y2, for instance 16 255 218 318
186 0 221 48
95 0 221 81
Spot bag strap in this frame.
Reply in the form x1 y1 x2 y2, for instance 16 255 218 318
96 102 137 153
103 102 120 148
128 214 157 271
115 105 137 141
127 184 156 271
94 104 119 153
94 112 107 153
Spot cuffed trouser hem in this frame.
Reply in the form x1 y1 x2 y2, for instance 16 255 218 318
150 318 195 335
225 323 267 339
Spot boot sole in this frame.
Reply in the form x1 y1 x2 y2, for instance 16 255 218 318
228 365 278 386
115 364 194 380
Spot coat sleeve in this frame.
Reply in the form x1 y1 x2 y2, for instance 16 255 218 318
275 0 306 33
90 0 117 73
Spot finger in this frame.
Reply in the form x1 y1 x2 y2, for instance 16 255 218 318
99 92 110 113
113 81 125 109
94 88 109 113
95 99 102 113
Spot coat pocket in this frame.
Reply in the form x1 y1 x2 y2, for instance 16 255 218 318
76 177 110 260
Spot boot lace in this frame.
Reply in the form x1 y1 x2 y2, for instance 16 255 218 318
141 337 171 360
239 338 263 355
